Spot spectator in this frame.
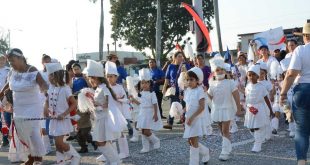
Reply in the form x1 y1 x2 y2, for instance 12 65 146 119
285 39 298 58
107 54 128 84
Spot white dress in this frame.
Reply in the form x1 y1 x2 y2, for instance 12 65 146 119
92 84 124 142
136 91 163 131
111 84 132 120
48 85 74 136
39 71 49 129
183 86 207 138
244 83 268 129
259 80 273 117
7 68 45 157
208 79 237 122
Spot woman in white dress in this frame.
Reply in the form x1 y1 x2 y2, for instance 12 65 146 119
244 64 273 152
0 48 48 165
183 67 209 165
130 68 162 153
44 63 80 165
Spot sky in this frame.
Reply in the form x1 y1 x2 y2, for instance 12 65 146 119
0 0 309 70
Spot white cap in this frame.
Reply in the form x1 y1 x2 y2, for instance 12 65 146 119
224 63 231 72
83 59 104 77
189 67 204 84
139 68 151 81
247 64 260 76
209 55 225 72
45 62 63 75
280 58 291 72
258 62 268 71
105 61 119 76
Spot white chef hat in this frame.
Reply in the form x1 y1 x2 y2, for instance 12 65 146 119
188 67 204 84
105 61 119 76
45 62 63 75
209 55 225 72
258 62 268 71
224 63 232 72
82 59 104 77
247 64 260 76
139 68 151 81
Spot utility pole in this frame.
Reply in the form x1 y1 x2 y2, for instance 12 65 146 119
213 0 223 54
155 0 162 67
192 0 203 56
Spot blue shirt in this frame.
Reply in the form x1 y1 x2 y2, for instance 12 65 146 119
117 66 128 84
72 76 88 94
165 63 191 95
150 67 165 92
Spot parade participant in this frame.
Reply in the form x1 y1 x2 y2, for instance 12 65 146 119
148 59 166 119
256 45 277 73
257 62 273 141
107 54 128 84
285 39 298 58
130 68 162 153
183 67 209 165
106 61 130 159
44 63 81 165
163 51 191 130
0 48 48 165
244 64 273 152
207 56 242 161
79 59 121 165
0 53 11 147
280 23 310 165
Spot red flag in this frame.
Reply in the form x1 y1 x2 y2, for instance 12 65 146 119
176 43 182 51
181 2 212 53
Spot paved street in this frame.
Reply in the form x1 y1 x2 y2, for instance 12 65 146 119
0 100 308 165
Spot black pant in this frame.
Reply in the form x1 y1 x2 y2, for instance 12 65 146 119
77 127 92 149
155 91 164 117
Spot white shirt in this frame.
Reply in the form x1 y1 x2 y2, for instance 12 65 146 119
257 56 277 73
0 66 10 89
288 43 310 83
285 52 293 59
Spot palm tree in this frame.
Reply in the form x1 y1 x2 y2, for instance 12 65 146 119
90 0 104 61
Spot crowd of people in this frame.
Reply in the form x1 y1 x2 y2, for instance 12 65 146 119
0 22 308 165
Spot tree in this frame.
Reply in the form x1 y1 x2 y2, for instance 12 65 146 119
110 0 214 60
90 0 104 61
0 38 9 54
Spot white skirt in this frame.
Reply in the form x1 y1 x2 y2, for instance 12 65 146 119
244 104 268 129
8 124 28 163
183 116 206 138
120 103 132 120
137 106 163 131
92 110 121 142
109 106 128 132
13 118 46 157
211 107 236 122
49 118 73 136
131 106 140 122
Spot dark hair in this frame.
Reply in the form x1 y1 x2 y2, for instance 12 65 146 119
213 74 228 80
149 59 156 63
260 69 268 80
7 48 27 64
71 63 81 69
52 70 70 86
174 51 185 59
259 45 269 50
115 60 120 67
287 39 298 45
196 54 204 59
97 77 117 100
66 60 77 71
137 80 154 97
280 50 287 60
42 54 51 61
186 71 199 81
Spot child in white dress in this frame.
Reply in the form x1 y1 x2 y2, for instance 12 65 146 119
207 56 242 161
257 62 273 141
130 68 163 153
244 64 273 152
106 61 130 159
183 67 210 165
79 60 122 165
44 63 80 165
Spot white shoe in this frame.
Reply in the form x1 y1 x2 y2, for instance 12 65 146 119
98 143 120 165
118 136 130 159
189 146 199 165
219 153 230 161
129 136 139 142
148 134 160 150
199 143 210 163
140 135 150 153
219 137 232 161
64 144 81 165
96 154 106 162
251 129 264 153
56 151 66 165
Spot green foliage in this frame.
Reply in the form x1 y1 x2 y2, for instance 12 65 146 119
0 38 9 54
110 0 214 58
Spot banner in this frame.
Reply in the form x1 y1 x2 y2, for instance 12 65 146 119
253 27 285 51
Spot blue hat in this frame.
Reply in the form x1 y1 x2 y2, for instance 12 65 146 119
259 45 269 50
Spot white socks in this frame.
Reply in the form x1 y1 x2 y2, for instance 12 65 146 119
219 137 232 161
118 135 130 159
147 134 160 150
252 128 264 152
189 146 199 165
198 143 210 163
64 144 81 165
140 135 150 153
56 151 66 165
98 143 120 165
42 135 52 154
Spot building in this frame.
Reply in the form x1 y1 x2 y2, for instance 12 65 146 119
76 51 147 68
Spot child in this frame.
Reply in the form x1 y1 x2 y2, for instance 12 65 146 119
78 60 121 165
130 68 163 153
106 61 130 159
244 64 273 152
257 62 273 141
207 56 242 161
183 67 210 164
44 63 81 165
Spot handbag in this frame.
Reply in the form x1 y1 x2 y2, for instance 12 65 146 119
164 86 176 97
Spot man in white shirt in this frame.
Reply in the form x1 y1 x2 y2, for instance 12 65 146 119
280 22 310 165
256 45 277 73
